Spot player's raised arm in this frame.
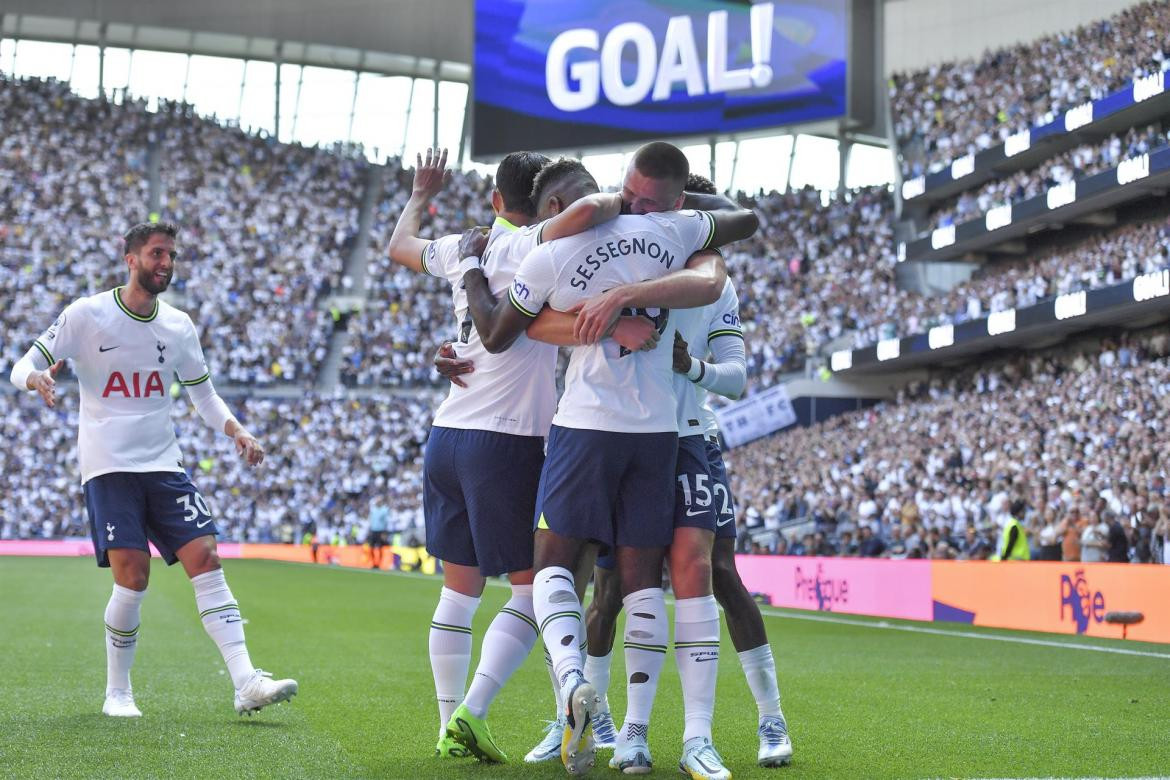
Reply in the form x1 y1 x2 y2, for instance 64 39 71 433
386 147 450 274
570 249 728 344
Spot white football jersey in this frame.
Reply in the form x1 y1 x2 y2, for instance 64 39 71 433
31 288 213 484
675 278 743 436
423 216 559 436
509 210 715 433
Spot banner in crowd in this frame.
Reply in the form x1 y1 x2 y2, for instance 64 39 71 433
473 0 849 156
714 383 798 447
734 555 1170 644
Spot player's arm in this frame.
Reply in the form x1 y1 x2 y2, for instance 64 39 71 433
527 307 661 352
683 192 760 247
673 331 747 400
571 250 727 343
459 229 536 354
178 321 263 465
386 147 450 274
537 192 623 243
10 302 83 407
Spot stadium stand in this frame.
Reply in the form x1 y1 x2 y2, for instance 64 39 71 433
925 123 1169 232
890 0 1170 178
727 328 1170 564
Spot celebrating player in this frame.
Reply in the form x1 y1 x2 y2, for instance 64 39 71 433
386 148 658 762
8 222 297 718
459 145 758 775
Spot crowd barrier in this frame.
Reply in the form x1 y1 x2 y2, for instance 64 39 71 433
735 555 1170 644
7 542 1164 643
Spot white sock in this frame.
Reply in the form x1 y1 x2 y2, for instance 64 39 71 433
544 646 564 716
583 652 613 712
104 583 146 694
533 567 584 688
463 584 538 718
429 586 480 736
619 587 667 745
674 595 721 742
738 643 783 719
191 569 255 689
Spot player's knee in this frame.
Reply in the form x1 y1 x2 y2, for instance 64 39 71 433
118 571 149 592
711 554 741 600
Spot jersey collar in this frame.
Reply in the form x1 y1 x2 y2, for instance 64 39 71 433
114 287 159 322
494 216 520 233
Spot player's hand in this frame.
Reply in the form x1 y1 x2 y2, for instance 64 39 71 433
568 289 630 345
611 316 659 352
28 359 65 407
458 227 489 260
673 331 692 373
412 147 450 199
234 428 265 467
434 341 474 388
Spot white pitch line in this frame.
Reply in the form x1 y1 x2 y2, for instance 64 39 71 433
757 607 1170 659
254 560 1170 659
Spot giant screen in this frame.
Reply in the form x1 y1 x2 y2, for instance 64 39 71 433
473 0 849 157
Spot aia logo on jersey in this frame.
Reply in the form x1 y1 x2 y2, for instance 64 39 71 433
102 371 165 398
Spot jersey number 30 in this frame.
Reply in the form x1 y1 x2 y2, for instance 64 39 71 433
176 492 213 527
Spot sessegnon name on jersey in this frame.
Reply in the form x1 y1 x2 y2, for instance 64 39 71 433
570 237 676 290
102 370 166 398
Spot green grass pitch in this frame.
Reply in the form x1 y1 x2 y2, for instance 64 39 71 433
1 557 1167 778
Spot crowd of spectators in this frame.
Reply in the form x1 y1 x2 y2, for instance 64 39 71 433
0 388 434 544
156 101 367 386
339 161 493 388
0 76 150 383
727 330 1170 565
891 0 1170 177
855 215 1170 348
925 122 1169 233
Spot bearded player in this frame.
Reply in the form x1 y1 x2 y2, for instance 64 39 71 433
9 222 297 718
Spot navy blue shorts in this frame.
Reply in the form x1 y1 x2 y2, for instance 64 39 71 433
83 471 219 568
675 435 717 533
704 438 738 540
423 426 543 576
536 425 677 550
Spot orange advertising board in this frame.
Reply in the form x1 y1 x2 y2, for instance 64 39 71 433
930 560 1170 644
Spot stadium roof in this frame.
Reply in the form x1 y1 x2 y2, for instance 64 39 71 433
1 0 473 81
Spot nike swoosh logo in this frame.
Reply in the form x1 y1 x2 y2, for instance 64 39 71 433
99 345 119 352
685 508 706 517
694 657 719 662
196 518 213 529
716 516 733 527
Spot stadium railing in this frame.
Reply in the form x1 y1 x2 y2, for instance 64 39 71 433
899 67 1170 204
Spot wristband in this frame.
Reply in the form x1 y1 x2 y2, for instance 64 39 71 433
686 357 705 383
458 256 482 277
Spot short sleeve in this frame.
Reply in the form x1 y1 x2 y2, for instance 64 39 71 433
420 234 462 281
508 244 555 318
176 316 212 387
668 209 716 253
32 300 86 366
706 281 743 343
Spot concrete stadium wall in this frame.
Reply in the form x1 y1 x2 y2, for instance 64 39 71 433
736 555 1170 644
883 0 1143 75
